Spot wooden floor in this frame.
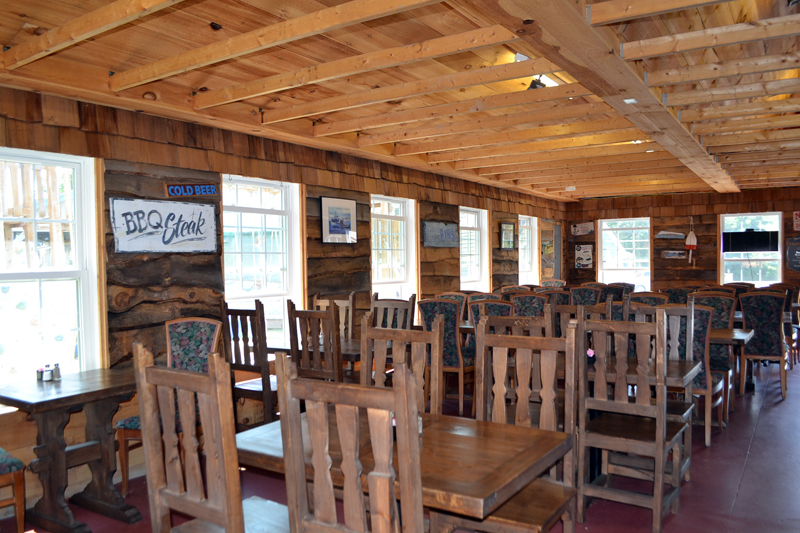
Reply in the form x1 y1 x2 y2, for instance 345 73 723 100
5 362 798 533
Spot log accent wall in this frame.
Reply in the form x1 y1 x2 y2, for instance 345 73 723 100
492 211 519 291
418 201 461 300
104 161 224 366
566 223 597 286
566 190 800 289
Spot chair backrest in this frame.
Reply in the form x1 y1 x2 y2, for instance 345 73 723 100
313 291 356 340
467 293 501 306
481 312 554 338
629 292 669 307
598 284 624 304
571 286 601 306
740 291 786 356
277 353 424 533
768 283 799 312
469 300 513 328
435 292 468 320
500 285 529 293
370 294 416 330
221 301 276 424
522 284 540 290
512 293 549 317
690 293 736 330
500 290 536 302
661 287 696 304
539 290 570 306
609 282 635 295
581 282 606 287
360 312 444 415
578 308 668 439
134 344 243 532
288 300 342 382
418 299 464 369
659 302 694 362
541 279 567 288
697 286 736 295
165 317 223 372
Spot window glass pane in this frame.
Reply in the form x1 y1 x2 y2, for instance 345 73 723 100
721 213 781 287
236 184 262 208
599 218 650 290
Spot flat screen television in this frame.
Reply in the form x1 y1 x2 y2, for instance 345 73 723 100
721 230 780 252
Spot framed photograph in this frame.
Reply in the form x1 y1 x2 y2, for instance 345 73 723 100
321 197 357 244
500 222 515 250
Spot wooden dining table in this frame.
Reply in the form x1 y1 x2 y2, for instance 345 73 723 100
0 369 142 533
711 328 756 392
236 411 572 519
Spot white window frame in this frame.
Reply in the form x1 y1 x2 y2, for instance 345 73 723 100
720 212 782 288
222 175 301 348
370 195 416 300
460 207 489 292
518 215 539 285
0 147 101 383
598 217 651 291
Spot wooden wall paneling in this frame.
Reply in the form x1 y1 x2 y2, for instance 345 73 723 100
491 211 519 291
418 201 460 300
566 223 597 286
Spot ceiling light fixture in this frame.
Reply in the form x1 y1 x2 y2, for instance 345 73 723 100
631 140 642 144
646 149 655 153
528 77 547 90
622 97 638 104
565 186 576 191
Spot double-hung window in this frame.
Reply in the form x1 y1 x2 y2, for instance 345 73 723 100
460 207 489 292
721 212 781 287
0 148 100 387
371 196 416 299
222 176 301 347
518 216 538 285
598 218 651 291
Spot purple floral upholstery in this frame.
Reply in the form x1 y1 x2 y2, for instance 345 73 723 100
740 293 786 357
571 287 600 306
0 448 24 475
541 279 566 288
662 287 696 304
692 294 735 372
512 295 547 317
599 285 624 304
500 285 528 293
419 299 474 369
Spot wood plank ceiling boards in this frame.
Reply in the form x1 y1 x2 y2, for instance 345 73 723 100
0 0 796 200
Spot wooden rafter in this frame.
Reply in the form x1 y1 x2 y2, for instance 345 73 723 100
3 0 185 70
109 0 441 91
555 181 711 198
486 157 684 178
454 142 664 169
708 139 800 154
724 158 800 168
647 52 800 86
589 0 731 26
702 128 800 146
313 83 592 137
521 173 699 188
665 77 800 106
394 117 634 155
504 167 694 184
692 115 800 135
192 25 518 109
680 98 800 122
621 14 800 61
464 0 738 193
260 58 559 124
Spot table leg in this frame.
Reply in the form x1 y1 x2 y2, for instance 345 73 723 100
70 397 142 523
28 408 90 533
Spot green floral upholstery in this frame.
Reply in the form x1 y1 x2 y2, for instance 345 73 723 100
571 287 600 306
690 306 715 391
611 283 634 295
630 294 669 306
512 295 548 317
663 287 696 304
582 282 605 288
610 302 626 321
693 294 736 372
599 285 624 304
0 448 24 475
544 291 570 306
541 279 566 288
467 294 501 325
500 285 528 293
419 299 474 369
740 293 786 357
469 299 512 327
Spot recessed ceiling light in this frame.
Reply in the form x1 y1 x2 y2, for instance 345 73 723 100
566 186 576 191
622 97 638 105
631 140 642 144
646 149 655 153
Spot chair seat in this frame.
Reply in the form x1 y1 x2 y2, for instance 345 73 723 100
709 359 733 372
481 478 576 532
172 495 289 532
693 370 724 391
586 412 686 446
234 376 278 393
0 448 24 475
115 415 143 431
665 400 694 423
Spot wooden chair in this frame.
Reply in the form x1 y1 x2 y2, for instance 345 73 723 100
541 279 567 288
570 286 600 306
277 353 425 533
501 290 537 302
313 291 355 340
418 298 474 416
660 287 696 304
221 301 277 432
288 299 343 382
469 300 513 329
512 293 549 317
467 292 502 309
609 282 635 295
598 284 625 305
501 285 530 293
576 309 687 533
133 343 288 532
360 312 444 415
116 317 222 496
697 286 736 295
436 291 469 320
739 291 789 399
0 449 25 533
581 282 606 287
429 316 578 533
767 283 799 368
370 293 416 330
629 292 669 306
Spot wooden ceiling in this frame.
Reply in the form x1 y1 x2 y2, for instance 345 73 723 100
0 0 797 201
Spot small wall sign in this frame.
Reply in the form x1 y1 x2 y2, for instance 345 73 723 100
166 183 219 197
662 250 688 259
570 222 594 236
110 198 217 253
787 235 800 273
575 244 593 269
321 197 357 244
422 221 459 247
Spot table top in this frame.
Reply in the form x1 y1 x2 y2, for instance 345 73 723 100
236 412 572 519
710 328 755 345
0 368 137 414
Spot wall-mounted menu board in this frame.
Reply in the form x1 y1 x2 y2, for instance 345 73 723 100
422 221 459 247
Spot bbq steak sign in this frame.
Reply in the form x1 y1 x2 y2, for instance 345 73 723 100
110 198 217 253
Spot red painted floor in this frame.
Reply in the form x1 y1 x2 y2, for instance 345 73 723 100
5 362 798 533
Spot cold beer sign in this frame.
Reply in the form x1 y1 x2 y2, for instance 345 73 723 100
110 198 217 253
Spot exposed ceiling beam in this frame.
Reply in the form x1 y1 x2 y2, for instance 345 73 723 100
489 159 685 179
453 142 664 169
665 77 800 106
520 173 698 187
708 139 800 154
621 14 800 61
394 117 634 155
260 58 558 124
313 82 591 137
727 165 800 175
716 149 800 163
646 53 800 86
555 181 710 198
501 167 694 184
679 98 800 122
356 101 613 146
463 0 738 192
2 0 185 70
702 128 800 146
109 0 441 92
192 25 517 109
475 151 678 175
724 159 800 169
589 0 731 26
692 115 800 135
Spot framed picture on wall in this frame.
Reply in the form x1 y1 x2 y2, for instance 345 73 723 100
500 222 515 250
321 197 357 243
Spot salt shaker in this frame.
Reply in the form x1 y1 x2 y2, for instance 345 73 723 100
43 365 52 381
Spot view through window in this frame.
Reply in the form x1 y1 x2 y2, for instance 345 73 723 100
519 216 538 285
721 212 781 287
598 218 651 291
371 196 415 299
